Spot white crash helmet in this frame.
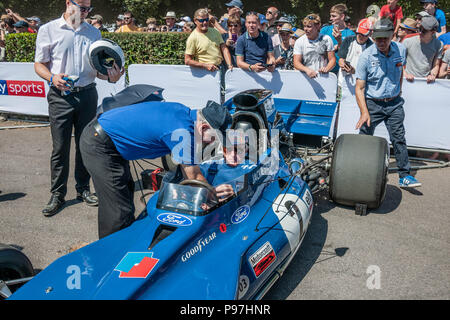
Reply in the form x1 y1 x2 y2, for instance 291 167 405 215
89 39 125 75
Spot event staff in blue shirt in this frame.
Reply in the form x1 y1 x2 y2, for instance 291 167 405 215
80 100 233 238
355 18 422 188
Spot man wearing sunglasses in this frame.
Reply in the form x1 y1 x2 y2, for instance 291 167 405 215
34 0 124 217
185 8 233 72
265 6 280 37
115 11 142 33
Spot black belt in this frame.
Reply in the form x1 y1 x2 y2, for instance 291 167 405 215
368 95 400 103
53 82 96 94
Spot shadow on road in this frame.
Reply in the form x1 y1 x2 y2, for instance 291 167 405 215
0 193 26 202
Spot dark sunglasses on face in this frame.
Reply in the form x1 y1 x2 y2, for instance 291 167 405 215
70 0 93 13
229 24 240 27
196 18 209 23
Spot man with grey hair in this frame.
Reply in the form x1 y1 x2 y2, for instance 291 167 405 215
185 8 233 72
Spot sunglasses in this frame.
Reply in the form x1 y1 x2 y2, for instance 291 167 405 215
196 18 209 23
69 0 93 13
229 24 240 27
266 11 274 15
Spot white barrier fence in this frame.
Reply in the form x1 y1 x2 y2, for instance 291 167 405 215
338 74 450 150
1 63 449 151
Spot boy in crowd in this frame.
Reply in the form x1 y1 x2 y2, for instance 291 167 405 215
293 14 335 78
320 3 355 73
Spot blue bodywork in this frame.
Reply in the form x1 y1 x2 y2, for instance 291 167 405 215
10 90 325 300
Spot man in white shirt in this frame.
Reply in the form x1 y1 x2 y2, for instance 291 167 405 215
34 0 123 217
293 14 335 78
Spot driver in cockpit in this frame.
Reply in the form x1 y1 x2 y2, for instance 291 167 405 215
200 130 255 201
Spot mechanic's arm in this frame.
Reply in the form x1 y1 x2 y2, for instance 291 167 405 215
180 165 208 183
355 79 370 130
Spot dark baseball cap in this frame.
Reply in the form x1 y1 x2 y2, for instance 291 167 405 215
201 101 232 139
372 18 394 38
13 20 29 28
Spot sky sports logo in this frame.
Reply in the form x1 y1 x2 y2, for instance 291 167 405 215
0 80 46 98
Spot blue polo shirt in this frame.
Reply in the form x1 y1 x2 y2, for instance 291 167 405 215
434 9 446 34
235 31 273 65
320 25 355 72
98 101 197 163
438 32 450 45
355 41 406 100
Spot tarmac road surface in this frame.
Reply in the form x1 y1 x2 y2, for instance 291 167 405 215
0 124 449 300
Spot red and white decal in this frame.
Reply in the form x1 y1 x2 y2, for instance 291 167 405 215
249 242 276 277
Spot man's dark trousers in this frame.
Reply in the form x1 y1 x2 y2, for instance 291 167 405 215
47 86 98 198
359 96 411 178
80 120 135 239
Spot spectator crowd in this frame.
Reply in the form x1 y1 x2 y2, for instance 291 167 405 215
1 0 449 79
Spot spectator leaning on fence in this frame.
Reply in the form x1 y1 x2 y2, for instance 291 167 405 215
34 0 124 217
403 15 443 84
185 8 233 72
235 12 276 73
293 14 336 79
438 48 450 78
355 18 421 188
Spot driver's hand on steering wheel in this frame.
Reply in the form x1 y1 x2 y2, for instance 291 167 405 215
215 184 235 202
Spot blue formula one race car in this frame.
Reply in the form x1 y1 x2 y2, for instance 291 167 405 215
1 89 389 300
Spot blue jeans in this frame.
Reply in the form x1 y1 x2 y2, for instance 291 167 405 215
359 97 411 178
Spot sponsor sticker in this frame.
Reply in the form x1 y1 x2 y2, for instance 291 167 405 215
157 213 193 227
302 189 313 214
181 232 217 262
231 205 251 224
249 242 276 277
114 252 159 278
0 80 46 98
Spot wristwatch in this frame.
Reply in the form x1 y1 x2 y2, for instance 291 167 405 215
248 65 253 72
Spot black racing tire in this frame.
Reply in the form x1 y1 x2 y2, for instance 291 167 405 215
329 134 389 209
0 244 34 296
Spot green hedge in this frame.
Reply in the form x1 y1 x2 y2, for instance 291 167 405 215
5 32 189 67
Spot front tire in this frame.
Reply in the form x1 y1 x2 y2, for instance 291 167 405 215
0 244 34 297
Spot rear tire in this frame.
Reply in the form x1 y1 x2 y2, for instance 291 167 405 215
0 244 34 296
329 134 389 209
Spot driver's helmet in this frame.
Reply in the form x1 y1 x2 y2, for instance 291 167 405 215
89 39 125 75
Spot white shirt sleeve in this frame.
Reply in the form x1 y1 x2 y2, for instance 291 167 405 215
293 36 304 55
34 24 51 63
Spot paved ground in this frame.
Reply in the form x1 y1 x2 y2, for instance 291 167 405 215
0 123 449 300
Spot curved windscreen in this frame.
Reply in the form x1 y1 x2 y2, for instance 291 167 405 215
156 183 219 216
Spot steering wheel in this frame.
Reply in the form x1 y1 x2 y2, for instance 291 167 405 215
180 179 219 203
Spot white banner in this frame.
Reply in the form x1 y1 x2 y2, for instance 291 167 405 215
338 74 450 150
0 62 126 116
128 64 221 109
225 69 338 103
